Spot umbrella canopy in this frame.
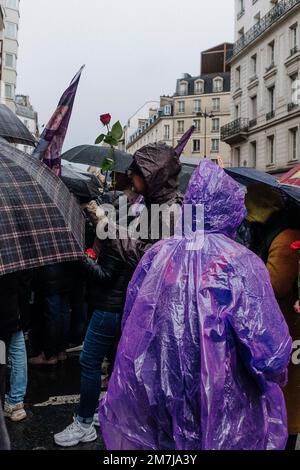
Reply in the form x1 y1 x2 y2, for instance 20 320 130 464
225 167 300 206
0 104 37 147
0 141 85 276
61 145 133 174
61 162 102 202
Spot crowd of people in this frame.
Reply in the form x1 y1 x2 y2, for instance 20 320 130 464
1 142 300 450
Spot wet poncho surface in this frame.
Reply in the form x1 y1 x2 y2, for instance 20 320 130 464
99 161 292 450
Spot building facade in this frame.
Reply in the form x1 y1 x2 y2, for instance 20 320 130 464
0 0 20 112
127 44 233 166
221 0 300 172
15 94 39 154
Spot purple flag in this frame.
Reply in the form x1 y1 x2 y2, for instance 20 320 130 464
34 65 85 176
174 125 195 157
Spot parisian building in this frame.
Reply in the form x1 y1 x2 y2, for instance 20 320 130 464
0 0 20 112
221 0 300 172
126 44 233 167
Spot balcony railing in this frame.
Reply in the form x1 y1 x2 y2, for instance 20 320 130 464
288 101 299 111
266 110 275 120
249 118 257 128
232 0 300 58
221 118 249 140
290 45 299 56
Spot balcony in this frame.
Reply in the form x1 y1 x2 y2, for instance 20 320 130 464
237 8 245 20
221 118 249 144
266 110 275 120
211 128 220 134
265 62 276 73
232 0 300 58
288 101 299 112
249 118 257 128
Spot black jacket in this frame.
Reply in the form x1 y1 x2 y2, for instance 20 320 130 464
83 243 135 314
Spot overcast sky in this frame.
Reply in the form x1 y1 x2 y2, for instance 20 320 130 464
17 0 234 151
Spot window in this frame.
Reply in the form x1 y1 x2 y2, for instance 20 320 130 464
235 66 241 89
268 40 275 66
177 121 185 133
212 118 220 132
238 27 244 39
195 80 204 94
178 101 185 113
5 53 15 68
290 23 298 52
250 141 257 168
291 74 299 104
6 0 18 8
213 77 223 93
267 135 275 164
254 12 261 24
237 0 244 18
179 81 188 96
211 139 220 152
193 140 201 152
251 54 257 76
5 22 17 39
289 128 298 161
164 105 172 115
233 147 241 166
194 99 201 113
269 86 275 112
212 98 220 112
193 119 201 132
164 125 170 140
251 95 257 119
5 83 14 99
235 104 240 119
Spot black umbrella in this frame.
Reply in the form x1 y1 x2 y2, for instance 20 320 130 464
225 167 300 206
0 141 84 276
61 162 102 202
61 145 133 174
0 104 37 147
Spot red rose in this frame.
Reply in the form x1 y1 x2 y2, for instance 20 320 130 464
85 248 97 261
290 241 300 252
100 114 111 126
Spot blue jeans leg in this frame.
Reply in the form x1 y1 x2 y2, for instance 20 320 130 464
7 331 28 405
78 310 120 423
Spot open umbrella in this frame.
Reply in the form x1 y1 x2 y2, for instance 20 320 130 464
0 141 84 276
0 104 37 147
61 162 102 202
61 145 133 174
225 167 300 206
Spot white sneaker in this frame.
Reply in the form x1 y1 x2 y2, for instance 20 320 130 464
4 402 27 422
54 417 97 447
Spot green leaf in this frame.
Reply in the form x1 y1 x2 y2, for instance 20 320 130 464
101 157 114 172
104 135 119 146
95 134 105 145
111 121 123 141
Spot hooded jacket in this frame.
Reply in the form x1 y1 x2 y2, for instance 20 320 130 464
112 144 183 265
99 160 292 450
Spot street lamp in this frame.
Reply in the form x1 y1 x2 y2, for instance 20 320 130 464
196 109 214 158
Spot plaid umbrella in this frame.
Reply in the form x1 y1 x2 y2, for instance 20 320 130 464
0 141 85 276
0 104 37 146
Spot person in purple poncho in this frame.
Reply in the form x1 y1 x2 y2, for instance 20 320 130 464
99 160 292 450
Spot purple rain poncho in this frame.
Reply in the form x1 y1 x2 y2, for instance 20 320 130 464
99 160 292 450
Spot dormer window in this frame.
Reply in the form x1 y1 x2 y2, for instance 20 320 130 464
213 77 223 93
194 80 204 94
179 81 188 96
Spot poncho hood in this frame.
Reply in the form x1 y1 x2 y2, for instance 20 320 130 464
184 160 246 237
130 143 181 204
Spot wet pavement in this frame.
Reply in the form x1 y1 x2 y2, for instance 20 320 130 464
6 354 105 451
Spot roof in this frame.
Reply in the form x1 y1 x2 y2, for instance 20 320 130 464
175 72 231 96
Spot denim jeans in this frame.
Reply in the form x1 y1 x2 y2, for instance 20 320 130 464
6 331 28 405
77 310 120 423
